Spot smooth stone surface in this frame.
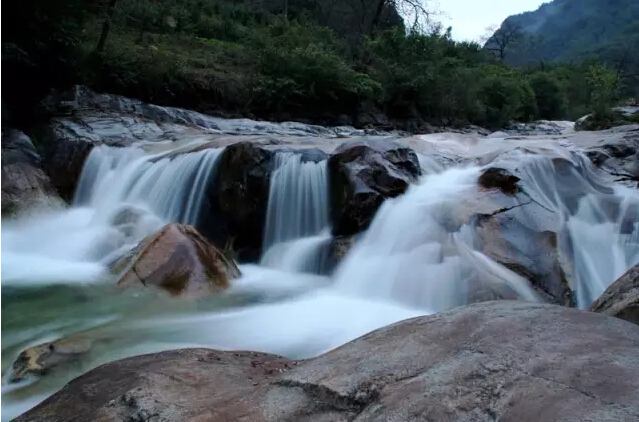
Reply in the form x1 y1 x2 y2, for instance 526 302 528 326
15 301 639 422
590 263 639 325
115 223 241 297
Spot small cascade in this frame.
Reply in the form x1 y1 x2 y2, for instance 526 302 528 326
260 152 330 273
76 145 223 225
2 144 224 286
333 167 540 312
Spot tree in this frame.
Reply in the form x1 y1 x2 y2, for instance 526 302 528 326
96 0 118 53
529 72 567 119
586 63 621 115
484 21 523 62
371 0 431 33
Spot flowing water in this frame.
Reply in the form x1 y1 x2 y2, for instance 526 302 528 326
2 132 639 420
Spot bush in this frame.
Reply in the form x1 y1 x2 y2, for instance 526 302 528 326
529 72 567 119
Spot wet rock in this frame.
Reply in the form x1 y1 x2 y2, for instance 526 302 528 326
200 141 274 261
8 332 109 383
590 264 639 325
15 301 639 422
115 223 241 298
328 138 421 236
1 129 62 215
478 167 521 195
585 126 639 185
476 214 573 306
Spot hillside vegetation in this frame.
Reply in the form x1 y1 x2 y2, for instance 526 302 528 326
2 0 634 130
490 0 639 101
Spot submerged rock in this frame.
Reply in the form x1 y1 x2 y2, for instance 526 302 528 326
1 129 62 215
8 331 111 383
590 264 639 325
328 138 421 236
15 301 639 422
114 223 240 297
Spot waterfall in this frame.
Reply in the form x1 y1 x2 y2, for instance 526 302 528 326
332 166 540 311
75 145 222 224
260 152 331 272
2 144 223 286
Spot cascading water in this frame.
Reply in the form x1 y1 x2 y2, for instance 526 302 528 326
260 152 332 273
3 129 639 422
2 144 223 286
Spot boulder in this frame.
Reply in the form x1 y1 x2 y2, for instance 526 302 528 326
15 301 639 422
585 126 639 185
114 223 241 298
1 129 62 215
476 214 573 306
328 138 421 236
590 263 639 325
200 141 275 261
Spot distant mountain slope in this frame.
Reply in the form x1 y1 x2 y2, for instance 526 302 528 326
491 0 639 68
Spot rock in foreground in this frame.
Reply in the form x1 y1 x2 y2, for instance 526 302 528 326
590 263 639 325
16 301 639 422
115 223 240 297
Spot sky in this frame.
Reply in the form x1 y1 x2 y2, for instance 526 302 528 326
435 0 547 42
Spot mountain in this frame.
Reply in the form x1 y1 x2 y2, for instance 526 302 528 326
490 0 639 72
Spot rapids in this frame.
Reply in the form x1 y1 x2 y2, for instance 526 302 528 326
2 129 639 421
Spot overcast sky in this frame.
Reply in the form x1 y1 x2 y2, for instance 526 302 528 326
435 0 547 42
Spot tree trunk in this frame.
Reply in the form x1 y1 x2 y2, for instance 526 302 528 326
96 0 118 53
370 0 387 34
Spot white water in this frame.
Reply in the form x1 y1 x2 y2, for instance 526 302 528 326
333 167 540 311
2 133 639 421
260 152 331 273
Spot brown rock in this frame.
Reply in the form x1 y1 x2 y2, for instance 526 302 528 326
590 263 639 325
477 167 521 195
115 224 241 297
15 301 639 422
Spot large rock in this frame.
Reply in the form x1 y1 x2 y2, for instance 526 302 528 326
1 129 62 215
328 138 421 236
16 301 639 422
590 263 639 325
200 141 275 261
585 125 639 185
114 223 240 297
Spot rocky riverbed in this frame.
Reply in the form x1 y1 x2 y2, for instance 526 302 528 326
2 86 638 421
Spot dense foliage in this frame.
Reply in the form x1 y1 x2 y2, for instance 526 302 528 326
2 0 634 130
493 0 639 100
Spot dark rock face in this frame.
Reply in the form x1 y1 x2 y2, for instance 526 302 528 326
478 167 521 195
590 264 639 325
1 129 61 215
328 138 421 236
200 142 275 261
16 301 639 422
586 126 639 186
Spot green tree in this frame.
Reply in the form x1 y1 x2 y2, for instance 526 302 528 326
586 63 621 115
529 72 567 119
